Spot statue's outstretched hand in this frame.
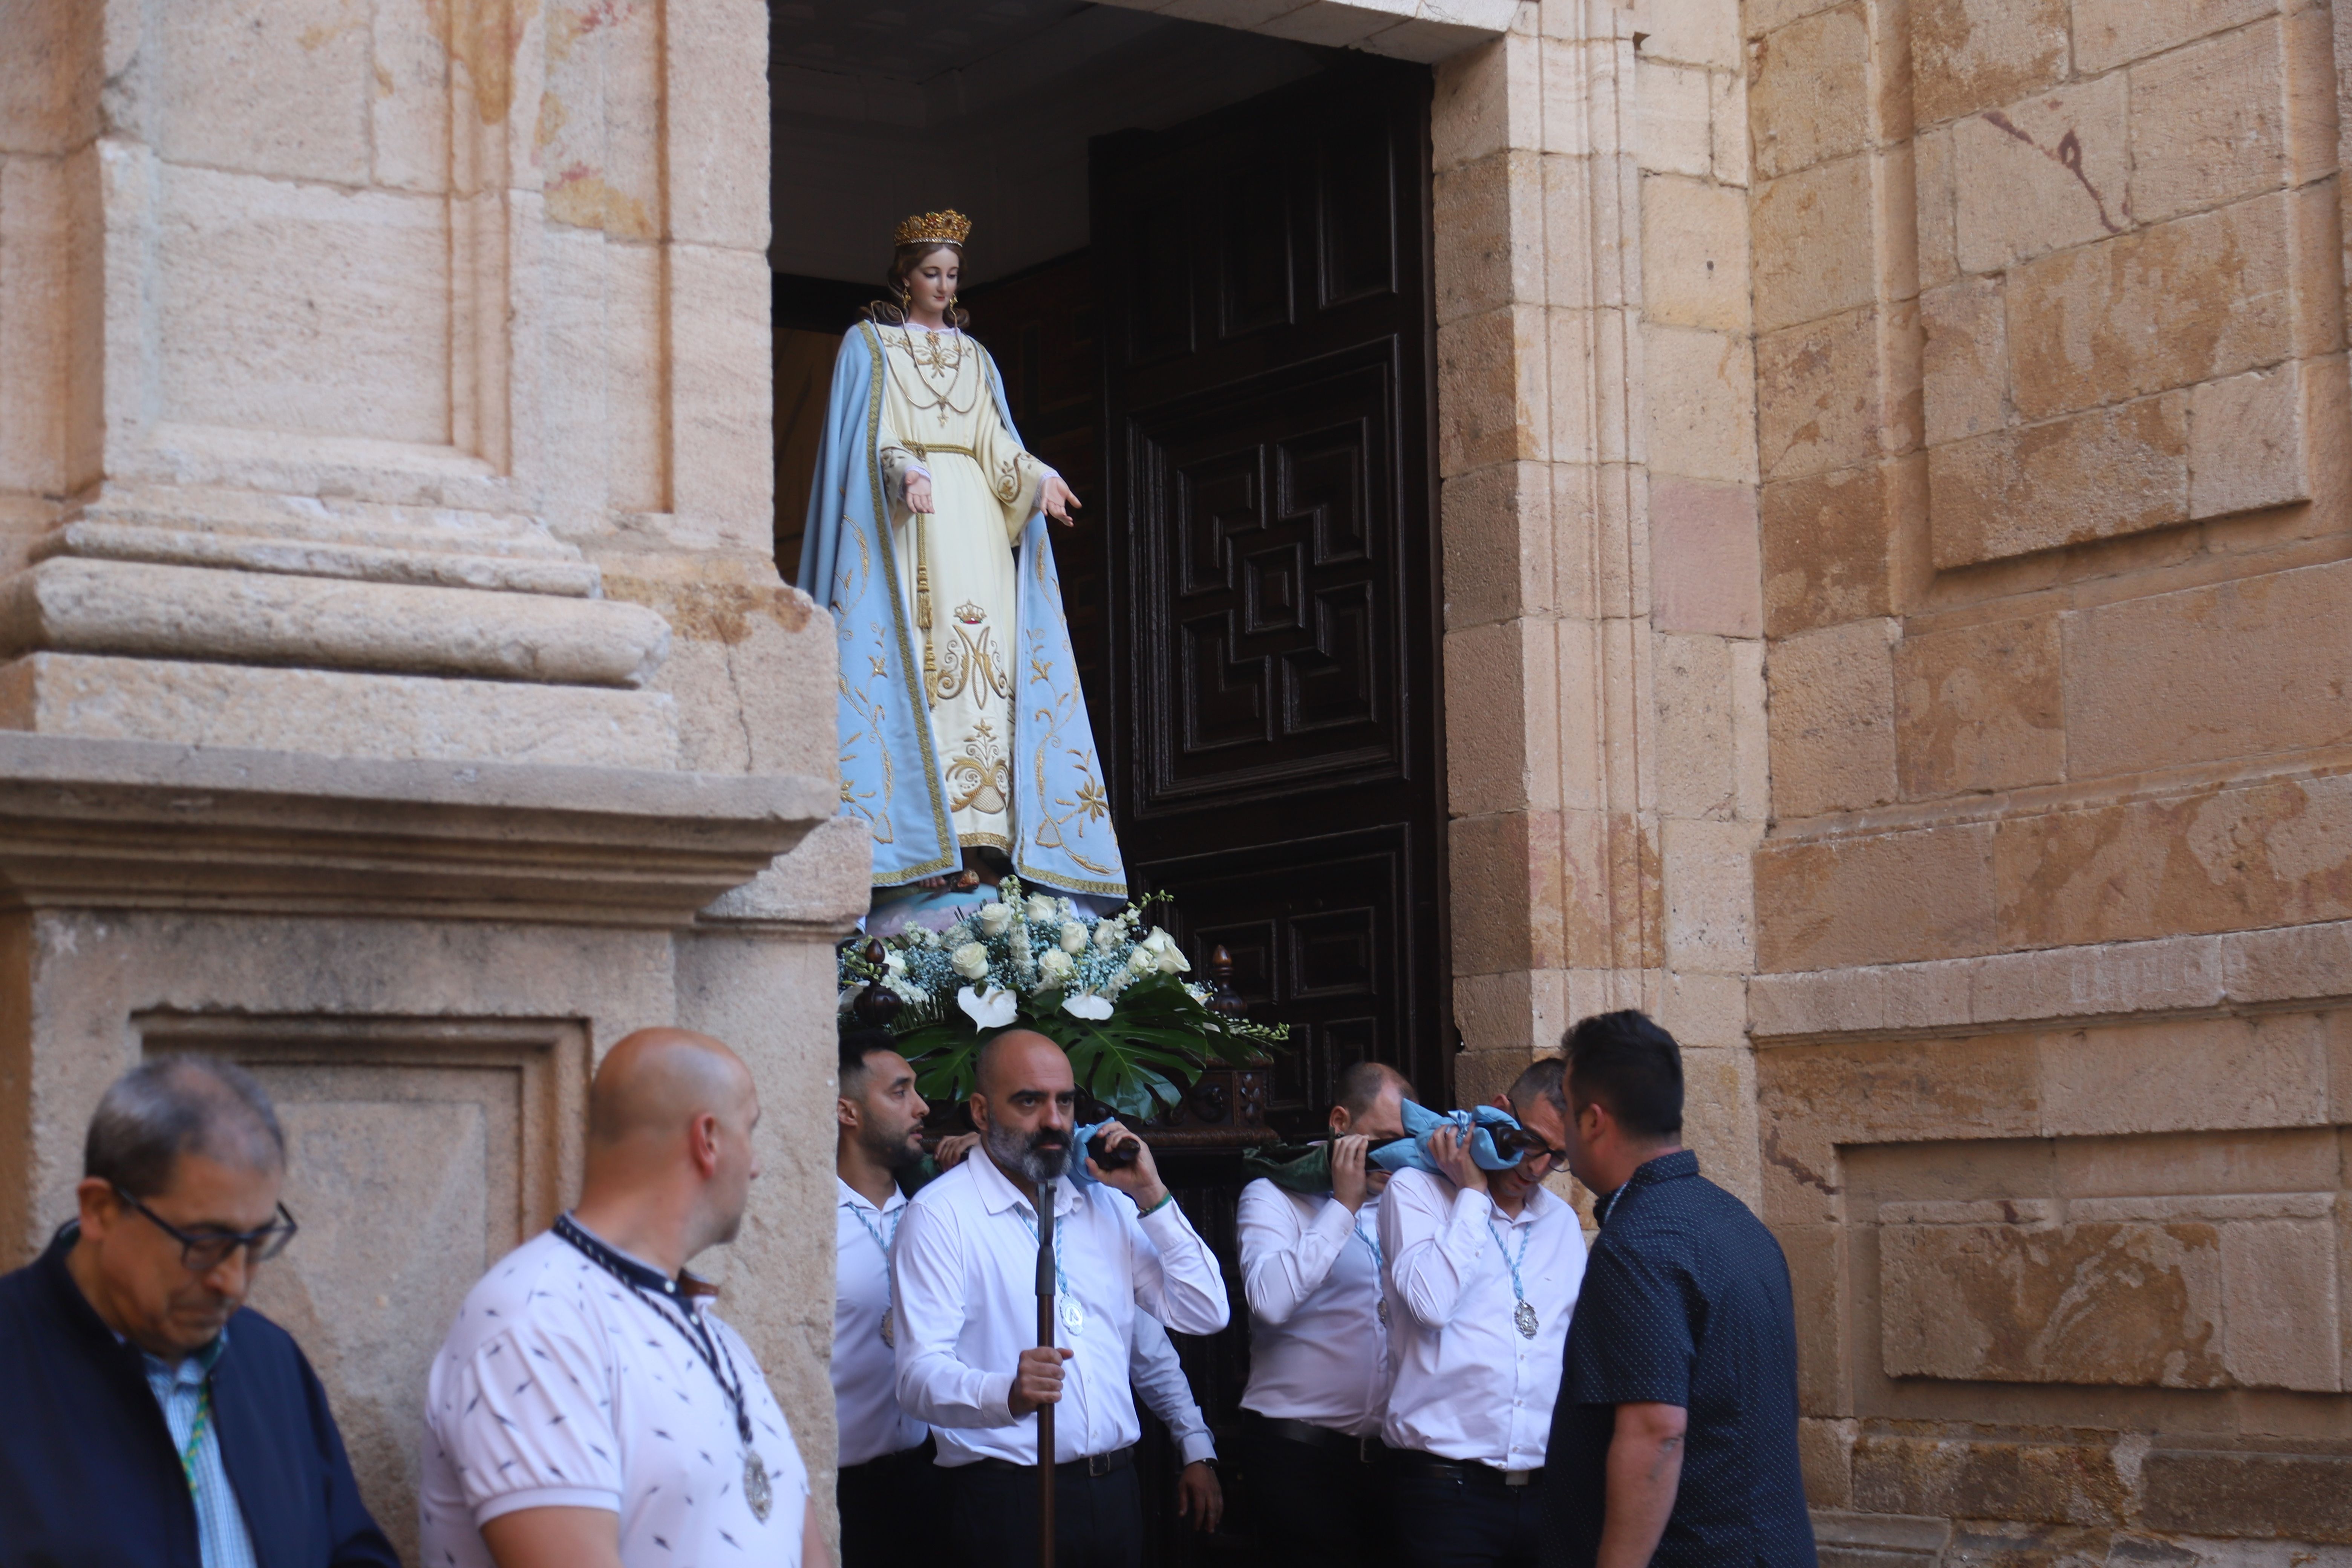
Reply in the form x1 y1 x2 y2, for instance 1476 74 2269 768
905 473 936 514
1042 475 1081 527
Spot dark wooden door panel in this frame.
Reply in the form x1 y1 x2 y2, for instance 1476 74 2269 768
1093 57 1446 1130
1135 350 1404 810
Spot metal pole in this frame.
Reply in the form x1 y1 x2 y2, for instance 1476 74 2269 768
1035 1179 1056 1568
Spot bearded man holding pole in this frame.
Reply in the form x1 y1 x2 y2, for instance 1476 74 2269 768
892 1031 1230 1568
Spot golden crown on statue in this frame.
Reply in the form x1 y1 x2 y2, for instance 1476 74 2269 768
893 209 973 248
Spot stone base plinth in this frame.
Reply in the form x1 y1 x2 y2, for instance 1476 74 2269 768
0 652 681 769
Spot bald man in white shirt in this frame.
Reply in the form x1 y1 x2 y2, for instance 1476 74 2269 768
893 1031 1229 1568
420 1029 824 1568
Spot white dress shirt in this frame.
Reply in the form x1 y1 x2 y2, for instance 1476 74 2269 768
892 1152 1230 1465
836 1178 929 1467
420 1227 810 1568
1130 1312 1217 1467
1378 1167 1585 1471
1236 1179 1392 1436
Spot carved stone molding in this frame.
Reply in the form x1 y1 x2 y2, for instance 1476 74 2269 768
0 732 832 924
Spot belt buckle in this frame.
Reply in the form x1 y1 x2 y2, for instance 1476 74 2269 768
1087 1452 1112 1478
1503 1468 1532 1488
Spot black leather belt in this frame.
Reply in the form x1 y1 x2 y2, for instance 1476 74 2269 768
1253 1414 1387 1464
1388 1449 1544 1489
975 1445 1134 1478
839 1439 933 1478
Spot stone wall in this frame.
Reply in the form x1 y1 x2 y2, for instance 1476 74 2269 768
1738 0 2352 1557
0 0 867 1557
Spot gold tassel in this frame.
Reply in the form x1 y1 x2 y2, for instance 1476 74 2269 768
914 511 938 707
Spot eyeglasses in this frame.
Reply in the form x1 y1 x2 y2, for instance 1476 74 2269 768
1489 1125 1570 1166
113 1186 299 1273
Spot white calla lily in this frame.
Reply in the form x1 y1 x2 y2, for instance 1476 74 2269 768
1061 992 1113 1021
957 983 1019 1029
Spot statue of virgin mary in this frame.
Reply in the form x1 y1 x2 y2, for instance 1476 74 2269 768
796 210 1127 911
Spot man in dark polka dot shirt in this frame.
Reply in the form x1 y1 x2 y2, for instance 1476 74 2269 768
1540 1012 1816 1568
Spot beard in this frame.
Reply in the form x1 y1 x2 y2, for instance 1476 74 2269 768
984 1120 1070 1186
863 1118 926 1174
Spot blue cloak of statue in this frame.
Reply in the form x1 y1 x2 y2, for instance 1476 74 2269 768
795 321 1128 899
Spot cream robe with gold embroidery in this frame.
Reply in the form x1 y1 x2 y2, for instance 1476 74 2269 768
874 322 1048 854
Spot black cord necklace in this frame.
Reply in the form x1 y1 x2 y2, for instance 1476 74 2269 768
554 1213 775 1522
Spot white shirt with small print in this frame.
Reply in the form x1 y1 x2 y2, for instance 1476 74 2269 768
418 1227 810 1568
1378 1167 1585 1470
835 1178 928 1467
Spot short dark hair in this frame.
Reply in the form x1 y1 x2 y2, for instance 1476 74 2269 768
1334 1060 1414 1119
839 1029 902 1096
1508 1056 1569 1118
1560 1011 1682 1139
84 1057 285 1200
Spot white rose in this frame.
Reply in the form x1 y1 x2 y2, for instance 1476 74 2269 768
942 923 972 949
883 950 907 974
1059 922 1088 954
1038 948 1076 983
1093 920 1122 952
978 902 1014 936
950 942 991 980
1127 946 1156 975
1026 893 1059 924
1156 947 1187 974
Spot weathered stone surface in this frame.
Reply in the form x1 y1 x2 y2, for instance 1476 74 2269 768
156 164 451 446
1951 74 2129 276
1756 821 1998 971
1765 617 1899 819
2139 1449 2352 1543
2128 22 2290 227
1748 3 1872 181
2006 196 2294 422
1927 394 2190 569
1921 276 2008 447
1436 149 1544 325
0 557 673 686
0 652 680 769
1762 463 1891 637
1993 776 2352 950
2189 362 2311 518
2038 1012 2332 1140
1443 462 1553 629
1642 173 1750 331
1637 60 1712 177
1662 814 1760 972
1752 155 1874 333
1645 323 1758 484
1757 306 1882 482
1655 631 1744 816
2071 0 2278 77
1853 1431 2132 1527
2064 561 2352 777
1910 0 2069 127
1894 614 2064 797
1650 476 1762 636
1438 306 1545 475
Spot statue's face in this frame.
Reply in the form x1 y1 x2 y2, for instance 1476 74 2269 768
905 246 960 317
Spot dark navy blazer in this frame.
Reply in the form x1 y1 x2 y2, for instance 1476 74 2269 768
0 1226 397 1568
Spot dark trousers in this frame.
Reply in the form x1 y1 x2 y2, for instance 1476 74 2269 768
1387 1459 1547 1568
1243 1416 1389 1559
951 1458 1143 1568
838 1438 946 1568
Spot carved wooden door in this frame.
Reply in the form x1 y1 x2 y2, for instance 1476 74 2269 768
1092 58 1447 1133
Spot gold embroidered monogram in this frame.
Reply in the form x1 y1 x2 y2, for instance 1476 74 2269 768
945 721 1011 815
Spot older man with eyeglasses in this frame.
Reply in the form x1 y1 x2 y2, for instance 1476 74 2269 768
0 1055 396 1568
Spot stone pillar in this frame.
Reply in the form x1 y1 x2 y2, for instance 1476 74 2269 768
0 0 860 1553
1432 0 1765 1202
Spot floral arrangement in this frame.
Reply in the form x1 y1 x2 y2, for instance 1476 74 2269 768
838 876 1288 1118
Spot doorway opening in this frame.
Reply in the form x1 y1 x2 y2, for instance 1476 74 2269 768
771 6 1447 1133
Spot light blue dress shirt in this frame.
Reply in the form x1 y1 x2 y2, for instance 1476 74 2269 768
142 1331 260 1568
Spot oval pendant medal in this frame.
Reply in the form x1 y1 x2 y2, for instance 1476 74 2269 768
879 1310 895 1348
744 1448 773 1522
1377 1296 1389 1329
1060 1294 1086 1335
1513 1300 1539 1339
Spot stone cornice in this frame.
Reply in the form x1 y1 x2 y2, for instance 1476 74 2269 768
0 733 834 926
